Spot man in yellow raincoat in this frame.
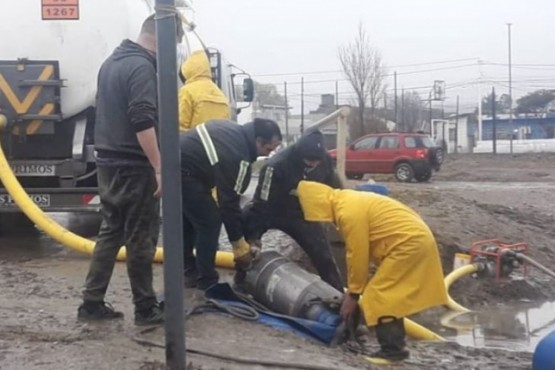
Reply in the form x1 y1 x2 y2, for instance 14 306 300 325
296 180 448 363
177 50 230 262
178 50 230 132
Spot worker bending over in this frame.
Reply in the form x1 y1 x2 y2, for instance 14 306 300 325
242 130 344 291
296 181 448 363
179 118 282 291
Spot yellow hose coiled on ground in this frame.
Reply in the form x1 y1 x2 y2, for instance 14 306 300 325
0 136 235 268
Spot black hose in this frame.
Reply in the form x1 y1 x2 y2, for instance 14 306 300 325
186 299 259 321
132 335 339 370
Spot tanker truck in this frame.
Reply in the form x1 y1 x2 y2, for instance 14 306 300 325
0 0 253 218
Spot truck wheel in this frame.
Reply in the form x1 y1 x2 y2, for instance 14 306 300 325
415 169 432 182
394 163 414 182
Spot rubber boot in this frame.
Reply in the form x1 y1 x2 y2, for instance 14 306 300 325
367 316 409 365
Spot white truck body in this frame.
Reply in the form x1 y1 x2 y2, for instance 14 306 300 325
0 0 252 213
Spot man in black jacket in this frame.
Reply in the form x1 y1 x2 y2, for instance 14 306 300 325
180 118 282 291
78 15 184 325
242 130 344 291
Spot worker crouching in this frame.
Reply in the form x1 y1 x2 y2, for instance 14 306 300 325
296 181 448 363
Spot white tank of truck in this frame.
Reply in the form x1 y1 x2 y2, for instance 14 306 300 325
0 0 253 215
0 0 156 119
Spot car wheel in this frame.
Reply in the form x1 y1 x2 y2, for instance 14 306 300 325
415 169 432 182
347 173 363 180
394 163 414 182
434 148 445 165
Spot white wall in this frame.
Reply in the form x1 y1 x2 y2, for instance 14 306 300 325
474 139 555 154
433 117 473 153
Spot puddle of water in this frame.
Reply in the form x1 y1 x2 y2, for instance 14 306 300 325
0 213 100 261
416 301 555 352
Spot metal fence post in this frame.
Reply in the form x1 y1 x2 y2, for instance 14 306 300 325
336 107 350 184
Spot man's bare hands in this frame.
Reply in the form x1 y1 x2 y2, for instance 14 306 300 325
154 172 162 198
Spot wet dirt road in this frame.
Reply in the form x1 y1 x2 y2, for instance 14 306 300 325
1 153 554 369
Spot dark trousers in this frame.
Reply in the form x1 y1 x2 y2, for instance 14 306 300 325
82 165 160 311
253 215 344 292
181 178 221 290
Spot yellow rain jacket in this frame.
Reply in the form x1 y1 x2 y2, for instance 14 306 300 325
178 50 230 132
297 181 448 326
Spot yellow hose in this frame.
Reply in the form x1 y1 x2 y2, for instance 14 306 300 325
404 318 445 341
444 263 479 313
0 138 235 268
357 297 445 341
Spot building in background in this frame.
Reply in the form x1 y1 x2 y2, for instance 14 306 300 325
432 113 478 153
241 94 339 146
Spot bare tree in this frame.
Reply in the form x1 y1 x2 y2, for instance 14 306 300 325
338 23 387 137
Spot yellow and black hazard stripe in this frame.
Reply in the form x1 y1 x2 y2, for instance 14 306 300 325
0 64 55 135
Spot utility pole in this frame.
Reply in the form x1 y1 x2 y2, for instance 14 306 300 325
477 72 482 142
284 81 289 144
507 23 513 142
442 101 446 147
455 95 460 154
300 77 304 134
400 88 405 132
394 71 398 125
492 87 497 154
429 90 433 132
383 92 388 121
335 80 339 109
155 1 185 368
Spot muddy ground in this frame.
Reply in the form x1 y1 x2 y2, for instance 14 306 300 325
1 153 554 369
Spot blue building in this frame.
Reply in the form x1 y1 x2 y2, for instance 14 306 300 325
481 117 555 140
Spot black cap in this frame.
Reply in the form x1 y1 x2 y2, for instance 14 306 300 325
296 131 326 160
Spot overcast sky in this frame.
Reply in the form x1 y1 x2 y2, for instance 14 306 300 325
190 0 554 114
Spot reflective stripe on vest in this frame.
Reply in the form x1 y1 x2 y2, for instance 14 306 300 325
196 124 219 166
260 166 274 201
234 160 250 194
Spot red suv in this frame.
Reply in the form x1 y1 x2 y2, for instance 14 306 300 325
329 132 444 182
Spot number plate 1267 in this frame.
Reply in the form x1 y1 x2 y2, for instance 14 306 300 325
42 0 79 20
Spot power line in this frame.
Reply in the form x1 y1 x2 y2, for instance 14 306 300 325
287 84 435 97
252 57 480 77
269 64 477 86
482 60 555 67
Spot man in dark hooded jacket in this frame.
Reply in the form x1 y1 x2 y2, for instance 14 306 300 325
242 130 344 291
78 14 184 325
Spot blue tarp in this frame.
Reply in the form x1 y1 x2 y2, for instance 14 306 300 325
204 283 340 344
